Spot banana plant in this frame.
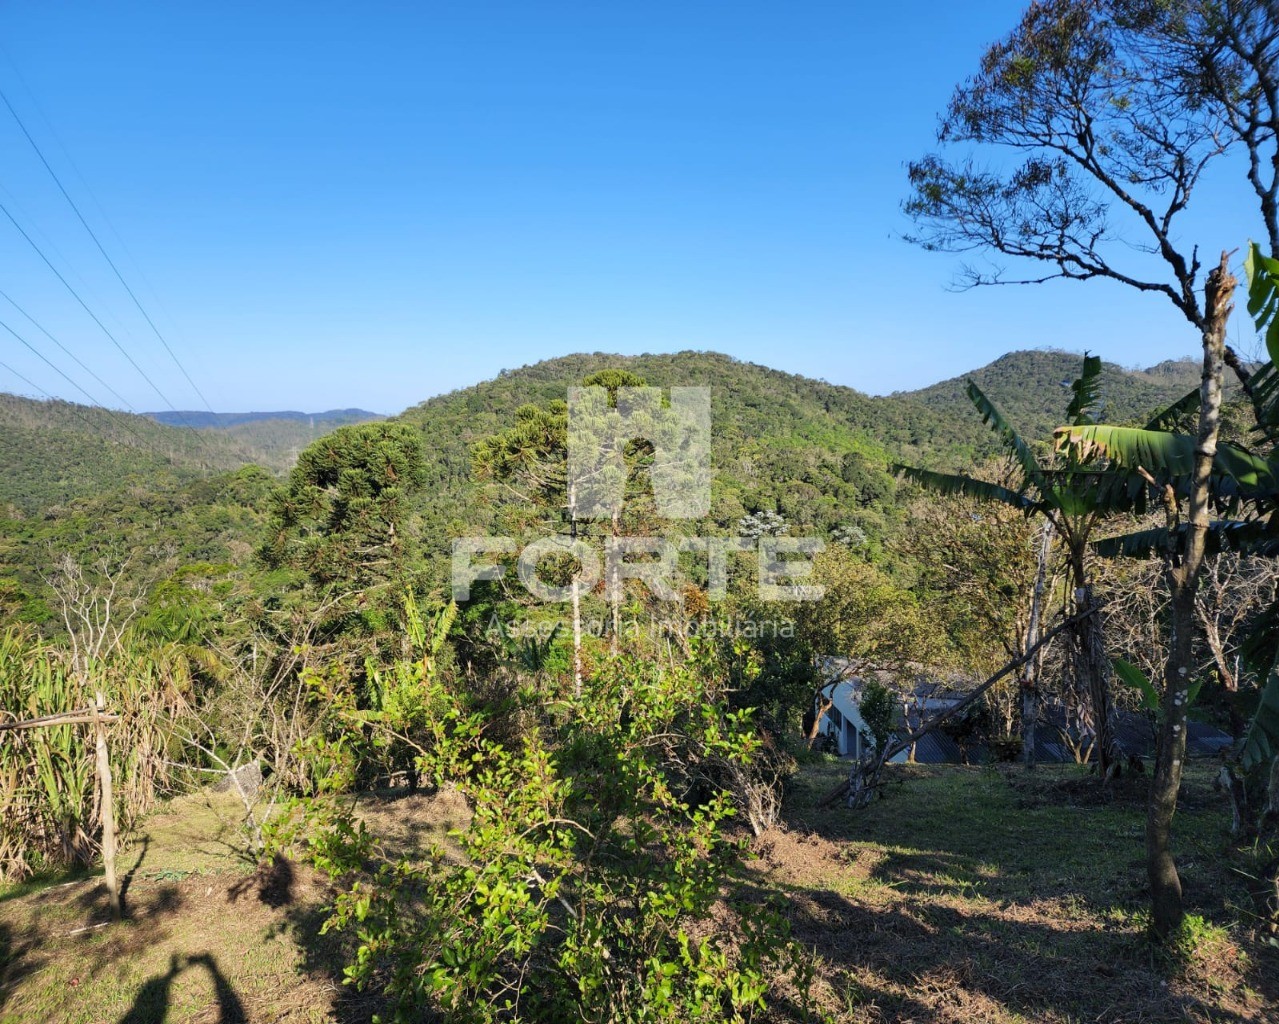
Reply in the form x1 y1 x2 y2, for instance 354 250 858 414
896 353 1146 775
1114 657 1202 722
1051 243 1279 773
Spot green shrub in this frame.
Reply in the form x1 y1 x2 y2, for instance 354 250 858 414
280 639 809 1022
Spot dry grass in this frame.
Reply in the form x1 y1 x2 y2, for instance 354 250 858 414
0 764 1273 1023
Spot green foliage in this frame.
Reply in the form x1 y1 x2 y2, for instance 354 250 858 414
895 465 1037 512
262 422 427 589
901 496 1040 674
1113 657 1202 722
0 630 184 880
1065 353 1104 426
1241 648 1279 772
1246 242 1279 370
1112 658 1161 712
285 642 808 1023
859 680 896 756
1055 425 1277 504
0 394 253 514
903 358 1154 551
794 546 941 672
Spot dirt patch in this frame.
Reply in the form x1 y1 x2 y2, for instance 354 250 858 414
355 785 472 861
751 827 878 890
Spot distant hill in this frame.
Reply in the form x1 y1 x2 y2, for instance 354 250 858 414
1 350 1226 523
0 394 253 514
899 349 1215 440
0 346 1252 622
0 396 390 514
143 409 384 474
146 409 383 429
0 348 1238 578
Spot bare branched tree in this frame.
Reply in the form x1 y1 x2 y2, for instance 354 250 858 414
43 551 155 681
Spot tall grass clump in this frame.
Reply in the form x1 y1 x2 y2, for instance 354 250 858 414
0 629 185 880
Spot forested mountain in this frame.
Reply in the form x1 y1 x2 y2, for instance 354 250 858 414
1 348 1213 594
394 351 971 581
146 408 382 429
393 349 1218 579
0 394 252 513
2 343 1235 626
900 349 1217 440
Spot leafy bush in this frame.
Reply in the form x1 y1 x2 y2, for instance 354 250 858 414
859 680 896 757
278 635 809 1022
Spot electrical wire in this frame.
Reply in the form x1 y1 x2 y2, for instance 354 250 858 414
0 315 164 452
0 357 145 446
0 286 137 411
0 85 216 416
0 197 213 446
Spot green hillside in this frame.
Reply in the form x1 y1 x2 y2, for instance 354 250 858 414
0 394 253 514
393 351 985 575
900 349 1214 440
0 348 1218 598
0 396 386 515
391 348 1203 590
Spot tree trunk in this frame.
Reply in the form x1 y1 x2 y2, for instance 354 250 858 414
1071 571 1118 778
805 687 834 749
1147 251 1235 941
1022 520 1053 769
1216 764 1249 838
94 693 121 921
1196 600 1247 738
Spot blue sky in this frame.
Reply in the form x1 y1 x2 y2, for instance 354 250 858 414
0 2 1265 415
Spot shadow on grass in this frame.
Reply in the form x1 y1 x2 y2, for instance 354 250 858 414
227 853 295 909
743 870 1278 1023
0 879 187 1018
115 952 246 1024
280 896 388 1024
766 761 1279 1022
118 836 150 916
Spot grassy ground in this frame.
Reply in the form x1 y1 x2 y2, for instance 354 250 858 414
0 789 460 1024
771 759 1278 1023
0 761 1273 1023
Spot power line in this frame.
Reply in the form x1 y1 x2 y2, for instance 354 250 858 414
0 52 187 364
0 314 164 451
0 287 137 412
0 85 217 416
0 357 143 445
0 197 212 446
2 315 110 409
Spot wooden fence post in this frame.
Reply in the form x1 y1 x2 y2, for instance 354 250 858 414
93 692 120 920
